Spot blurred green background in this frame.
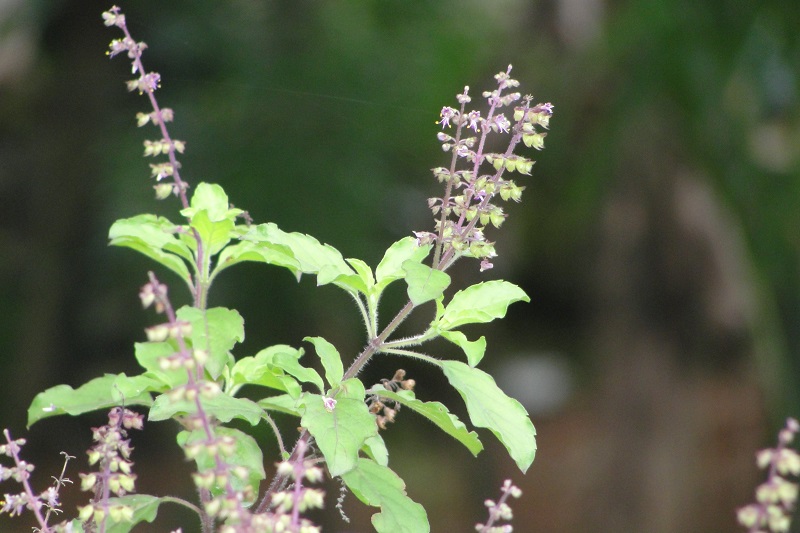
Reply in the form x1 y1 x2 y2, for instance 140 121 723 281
1 0 799 531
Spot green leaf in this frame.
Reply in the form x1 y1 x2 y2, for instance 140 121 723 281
346 258 374 292
214 240 299 276
270 349 325 394
134 341 188 389
108 214 192 282
241 223 355 288
230 345 303 396
300 379 377 476
439 330 487 367
99 494 163 533
368 386 482 456
257 394 303 416
304 336 343 389
27 374 152 428
437 280 529 330
375 238 432 293
177 427 264 505
176 306 244 379
341 458 429 533
362 434 389 467
149 391 263 425
113 373 167 399
188 208 235 256
402 260 450 306
439 360 536 473
181 183 240 222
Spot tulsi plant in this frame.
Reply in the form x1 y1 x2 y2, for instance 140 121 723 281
1 6 553 532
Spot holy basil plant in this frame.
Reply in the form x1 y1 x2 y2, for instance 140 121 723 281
14 6 552 533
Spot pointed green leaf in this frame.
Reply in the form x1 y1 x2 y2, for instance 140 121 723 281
113 373 167 399
230 345 303 396
437 280 529 330
271 349 325 394
177 427 264 505
368 386 482 456
214 240 299 276
181 182 241 222
176 306 244 379
257 394 302 416
402 260 450 306
304 336 343 389
300 379 377 476
343 258 373 294
439 330 487 367
341 458 429 533
440 360 536 473
27 374 152 427
241 223 355 288
375 238 432 293
108 214 192 282
149 392 262 425
188 208 235 256
362 434 389 467
134 341 188 389
97 494 163 533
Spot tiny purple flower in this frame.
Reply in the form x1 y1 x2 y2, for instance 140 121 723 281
323 397 337 412
467 111 481 132
439 107 456 129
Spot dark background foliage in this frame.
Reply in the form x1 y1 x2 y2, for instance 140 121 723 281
1 0 799 531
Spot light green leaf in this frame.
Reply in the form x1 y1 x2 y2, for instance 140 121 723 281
341 458 429 533
257 394 302 416
134 341 187 389
440 360 536 473
113 373 167 399
304 336 343 389
241 223 355 288
300 379 376 476
362 434 389 467
439 330 487 367
437 280 529 330
271 349 325 394
187 208 235 256
214 240 299 276
230 345 303 396
177 427 264 505
402 260 450 306
368 386 482 456
149 392 263 425
176 306 244 379
181 182 240 222
375 238 432 293
345 258 374 293
108 214 192 282
27 374 152 428
99 494 163 533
